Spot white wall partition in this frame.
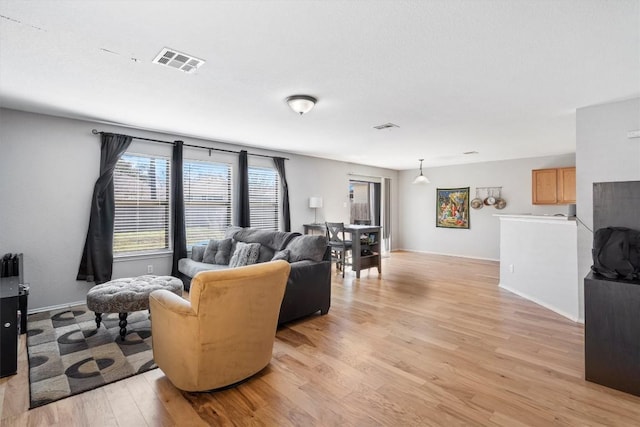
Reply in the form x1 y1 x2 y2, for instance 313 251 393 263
498 215 580 321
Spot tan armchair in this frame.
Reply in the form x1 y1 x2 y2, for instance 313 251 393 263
149 260 291 391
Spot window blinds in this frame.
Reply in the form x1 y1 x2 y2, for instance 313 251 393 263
113 153 171 254
248 166 280 230
183 160 233 247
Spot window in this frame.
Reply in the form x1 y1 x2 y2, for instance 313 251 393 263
249 166 280 230
114 153 171 255
184 160 233 248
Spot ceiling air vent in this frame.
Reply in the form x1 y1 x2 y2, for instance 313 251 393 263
373 122 400 130
153 48 205 73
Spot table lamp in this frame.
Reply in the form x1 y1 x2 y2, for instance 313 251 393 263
309 197 323 224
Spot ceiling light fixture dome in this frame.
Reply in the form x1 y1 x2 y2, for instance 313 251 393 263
286 95 317 115
413 159 430 184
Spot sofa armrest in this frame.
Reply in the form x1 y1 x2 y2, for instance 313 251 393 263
279 259 331 324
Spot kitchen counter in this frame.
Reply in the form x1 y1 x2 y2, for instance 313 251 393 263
494 213 576 222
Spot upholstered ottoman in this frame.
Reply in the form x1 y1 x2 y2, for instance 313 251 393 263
86 275 183 341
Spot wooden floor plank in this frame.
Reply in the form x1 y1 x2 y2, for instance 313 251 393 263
2 251 640 426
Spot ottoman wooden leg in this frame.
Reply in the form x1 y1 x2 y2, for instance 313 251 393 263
119 312 128 341
94 312 102 329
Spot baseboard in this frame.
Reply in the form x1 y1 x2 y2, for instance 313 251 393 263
498 283 583 323
28 300 86 315
395 248 499 262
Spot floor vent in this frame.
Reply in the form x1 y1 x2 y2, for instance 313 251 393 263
373 122 400 130
153 48 205 73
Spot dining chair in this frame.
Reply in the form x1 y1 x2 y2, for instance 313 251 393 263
325 222 353 277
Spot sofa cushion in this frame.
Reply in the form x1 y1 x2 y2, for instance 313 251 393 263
271 249 290 262
191 245 206 262
286 235 328 262
178 258 230 278
202 238 233 265
228 227 299 251
229 242 261 268
224 226 243 239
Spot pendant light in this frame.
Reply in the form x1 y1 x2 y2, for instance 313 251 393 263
412 159 430 184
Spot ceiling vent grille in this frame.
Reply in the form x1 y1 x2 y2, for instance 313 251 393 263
153 48 205 73
373 122 400 130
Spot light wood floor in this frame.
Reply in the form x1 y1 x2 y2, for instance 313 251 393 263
2 251 639 426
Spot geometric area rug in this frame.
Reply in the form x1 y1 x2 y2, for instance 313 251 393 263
26 304 156 409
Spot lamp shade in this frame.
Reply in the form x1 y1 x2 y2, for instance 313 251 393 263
413 174 430 184
309 197 323 208
287 95 317 115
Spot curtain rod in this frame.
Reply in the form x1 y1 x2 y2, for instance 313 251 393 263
91 129 288 160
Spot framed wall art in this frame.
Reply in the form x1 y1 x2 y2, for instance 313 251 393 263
436 187 470 229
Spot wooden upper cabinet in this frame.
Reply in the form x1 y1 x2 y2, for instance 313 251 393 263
532 167 576 205
557 167 576 204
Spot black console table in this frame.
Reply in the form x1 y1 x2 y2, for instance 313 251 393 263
0 276 20 378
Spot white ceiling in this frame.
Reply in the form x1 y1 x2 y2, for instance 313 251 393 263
1 1 638 170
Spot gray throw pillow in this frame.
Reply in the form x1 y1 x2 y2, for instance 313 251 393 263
228 242 261 268
287 235 328 262
191 245 206 262
202 238 233 265
271 249 290 262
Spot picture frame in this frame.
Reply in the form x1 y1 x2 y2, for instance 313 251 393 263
436 187 470 229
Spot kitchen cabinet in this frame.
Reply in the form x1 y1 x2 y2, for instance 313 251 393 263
532 167 576 205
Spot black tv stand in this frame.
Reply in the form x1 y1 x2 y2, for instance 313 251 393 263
0 276 20 377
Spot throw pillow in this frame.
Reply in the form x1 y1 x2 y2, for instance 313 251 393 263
202 238 233 265
287 235 328 262
228 242 261 268
214 238 232 265
191 245 206 262
271 249 290 262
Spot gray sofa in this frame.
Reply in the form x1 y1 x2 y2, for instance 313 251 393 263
178 226 331 325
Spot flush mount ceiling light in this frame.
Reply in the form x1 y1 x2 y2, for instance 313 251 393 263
413 159 430 184
286 95 317 115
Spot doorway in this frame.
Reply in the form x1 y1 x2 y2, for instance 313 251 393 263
349 180 380 225
349 178 391 255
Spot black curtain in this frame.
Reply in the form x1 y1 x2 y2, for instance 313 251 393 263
171 141 186 276
238 150 250 227
273 157 291 231
77 133 132 284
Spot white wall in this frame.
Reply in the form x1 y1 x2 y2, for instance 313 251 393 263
397 153 576 260
0 108 398 310
498 216 579 321
575 97 640 319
